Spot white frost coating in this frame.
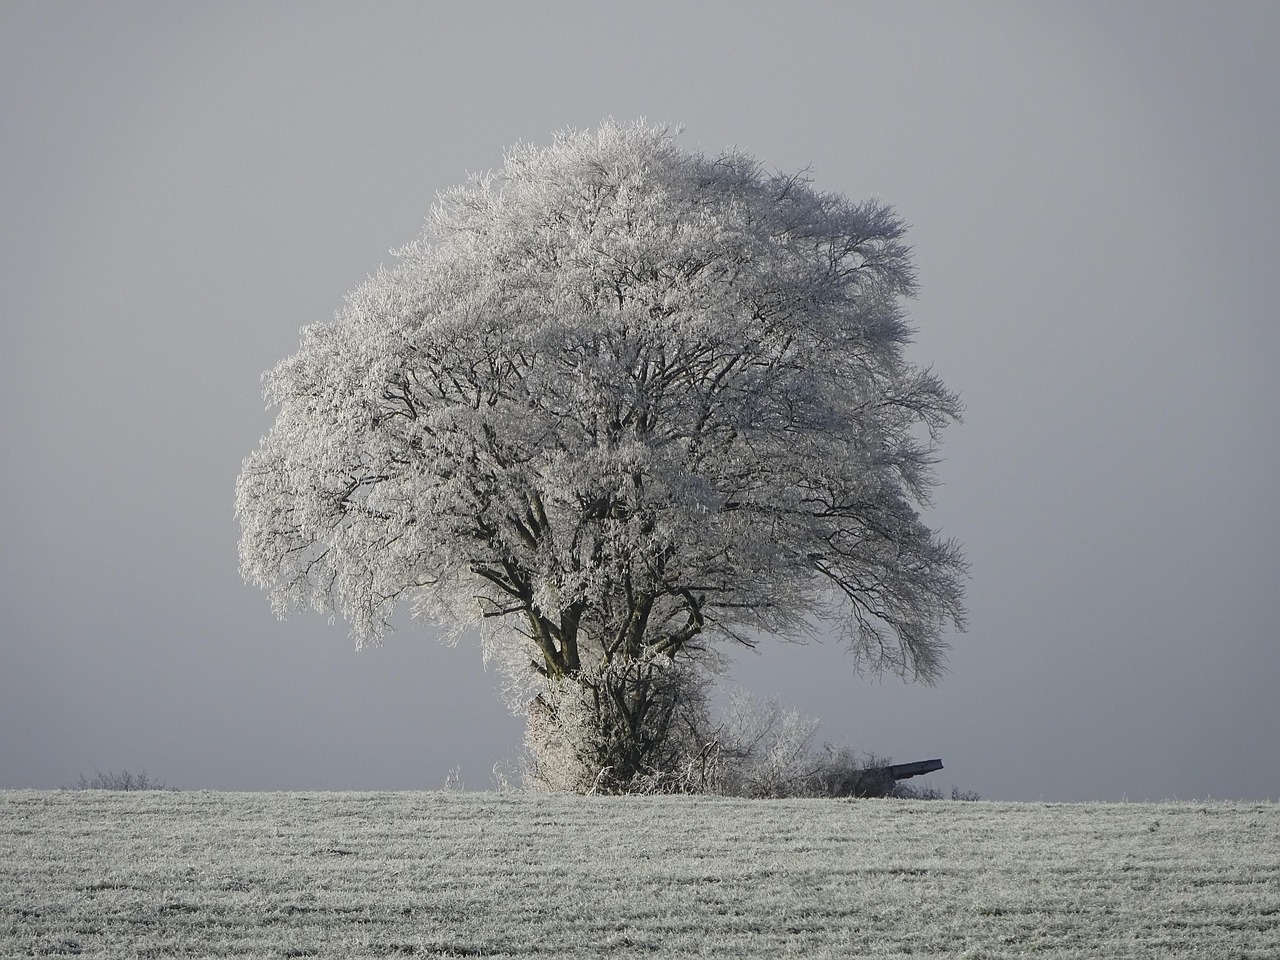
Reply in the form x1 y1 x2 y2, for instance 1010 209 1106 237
235 120 966 712
5 791 1278 958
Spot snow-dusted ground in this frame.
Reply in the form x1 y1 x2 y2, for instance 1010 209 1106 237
3 791 1277 958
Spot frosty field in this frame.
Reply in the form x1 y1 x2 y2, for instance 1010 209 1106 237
2 791 1277 959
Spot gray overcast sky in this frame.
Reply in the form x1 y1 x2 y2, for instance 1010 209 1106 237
3 1 1277 801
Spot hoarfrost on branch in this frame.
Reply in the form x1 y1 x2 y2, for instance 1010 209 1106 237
236 121 966 789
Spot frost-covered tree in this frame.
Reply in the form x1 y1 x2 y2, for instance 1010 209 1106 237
236 121 966 791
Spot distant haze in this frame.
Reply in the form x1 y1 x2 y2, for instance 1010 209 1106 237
2 1 1277 801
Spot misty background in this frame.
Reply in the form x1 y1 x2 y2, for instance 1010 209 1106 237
3 1 1277 801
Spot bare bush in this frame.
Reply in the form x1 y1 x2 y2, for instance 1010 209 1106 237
67 769 169 791
701 691 822 798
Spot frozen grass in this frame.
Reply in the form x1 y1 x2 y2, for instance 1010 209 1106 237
2 791 1277 958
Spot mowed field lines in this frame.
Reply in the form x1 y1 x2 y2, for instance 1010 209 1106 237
2 791 1278 958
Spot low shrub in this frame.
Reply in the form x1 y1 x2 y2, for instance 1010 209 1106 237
65 769 170 791
519 679 980 800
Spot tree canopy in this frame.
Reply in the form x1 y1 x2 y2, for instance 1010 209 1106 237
236 121 966 789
